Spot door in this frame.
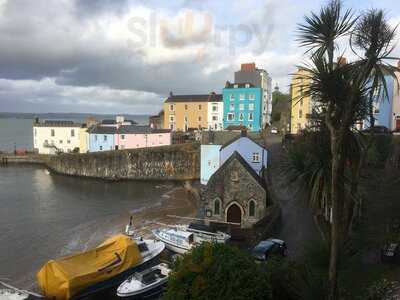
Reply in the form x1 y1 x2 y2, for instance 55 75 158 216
227 203 242 225
396 119 400 130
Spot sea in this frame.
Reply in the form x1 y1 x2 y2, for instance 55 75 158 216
0 116 173 295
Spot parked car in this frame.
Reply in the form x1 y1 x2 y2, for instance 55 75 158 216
361 125 391 135
270 127 278 134
251 238 287 261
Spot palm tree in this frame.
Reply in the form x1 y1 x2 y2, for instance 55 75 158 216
296 1 398 298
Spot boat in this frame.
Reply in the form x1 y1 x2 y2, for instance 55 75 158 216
0 281 43 300
116 263 171 298
152 223 230 254
37 234 164 300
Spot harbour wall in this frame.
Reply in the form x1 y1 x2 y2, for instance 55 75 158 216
1 143 200 181
46 143 200 181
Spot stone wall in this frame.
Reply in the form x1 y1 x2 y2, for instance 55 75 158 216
46 143 200 181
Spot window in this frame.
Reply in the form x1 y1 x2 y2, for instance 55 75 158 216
121 134 125 140
248 124 253 130
51 129 55 137
212 116 218 121
239 113 244 121
214 199 221 215
212 105 218 112
170 115 175 122
249 103 254 110
227 113 235 121
248 112 253 121
59 140 63 144
249 200 256 217
170 124 174 130
71 129 75 137
99 146 103 150
214 123 218 130
231 171 239 182
252 152 260 162
184 116 188 123
230 103 235 111
249 93 255 100
67 140 71 144
185 104 188 110
299 110 303 118
245 83 250 88
198 116 202 122
169 104 174 111
239 103 244 111
239 94 245 100
103 135 107 142
198 105 202 110
230 94 235 101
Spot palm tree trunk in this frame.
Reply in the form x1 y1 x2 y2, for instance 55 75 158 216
328 132 345 300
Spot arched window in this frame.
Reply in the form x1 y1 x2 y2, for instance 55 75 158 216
214 198 221 215
249 200 256 217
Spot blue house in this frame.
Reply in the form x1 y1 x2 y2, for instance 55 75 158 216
223 82 263 131
219 133 268 176
201 144 222 185
88 126 116 152
363 75 399 130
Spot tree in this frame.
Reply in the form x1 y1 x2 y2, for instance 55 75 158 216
296 1 398 298
164 243 272 300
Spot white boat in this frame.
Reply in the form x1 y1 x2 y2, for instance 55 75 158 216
0 281 43 300
117 263 171 298
152 223 230 254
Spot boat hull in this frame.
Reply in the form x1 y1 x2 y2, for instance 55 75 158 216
152 231 190 255
117 279 168 298
71 242 164 300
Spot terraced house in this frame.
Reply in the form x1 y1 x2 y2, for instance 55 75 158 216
223 82 263 132
163 92 223 131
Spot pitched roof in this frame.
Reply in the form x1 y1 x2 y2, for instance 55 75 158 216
165 93 222 103
117 125 170 134
88 126 117 134
101 119 116 125
34 120 83 128
209 151 266 189
220 135 265 150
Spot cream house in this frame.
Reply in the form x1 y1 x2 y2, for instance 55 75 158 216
33 120 86 154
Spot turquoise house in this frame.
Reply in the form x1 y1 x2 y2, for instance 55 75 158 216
88 126 116 152
223 82 263 131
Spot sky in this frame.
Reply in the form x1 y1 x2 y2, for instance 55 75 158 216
0 0 399 115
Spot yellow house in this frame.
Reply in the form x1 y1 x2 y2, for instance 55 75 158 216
79 127 89 153
163 92 222 131
290 68 313 134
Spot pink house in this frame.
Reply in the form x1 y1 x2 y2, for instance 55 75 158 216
115 125 171 150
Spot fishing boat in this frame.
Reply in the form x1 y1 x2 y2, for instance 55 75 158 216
37 234 165 300
152 223 230 254
116 263 171 298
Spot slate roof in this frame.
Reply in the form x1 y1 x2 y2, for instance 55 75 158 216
101 119 116 125
165 93 222 103
117 125 171 134
224 82 256 88
209 151 266 189
88 126 117 134
34 120 83 128
219 135 265 150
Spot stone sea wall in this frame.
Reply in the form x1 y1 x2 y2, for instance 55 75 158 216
46 143 200 181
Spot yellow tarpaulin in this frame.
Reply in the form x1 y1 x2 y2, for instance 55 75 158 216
37 234 142 300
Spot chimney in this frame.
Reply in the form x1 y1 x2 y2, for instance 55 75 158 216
225 81 231 88
241 63 256 71
337 57 347 65
169 91 173 97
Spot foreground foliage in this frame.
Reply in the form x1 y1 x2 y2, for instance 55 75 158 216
164 243 272 300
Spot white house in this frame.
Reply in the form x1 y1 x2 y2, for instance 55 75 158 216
207 100 224 131
219 132 268 176
33 120 86 154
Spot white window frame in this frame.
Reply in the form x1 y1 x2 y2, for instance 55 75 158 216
249 93 256 100
230 94 235 101
252 152 260 163
239 94 245 100
248 112 253 121
169 104 174 111
239 113 244 121
230 103 235 111
249 103 254 111
239 103 244 111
